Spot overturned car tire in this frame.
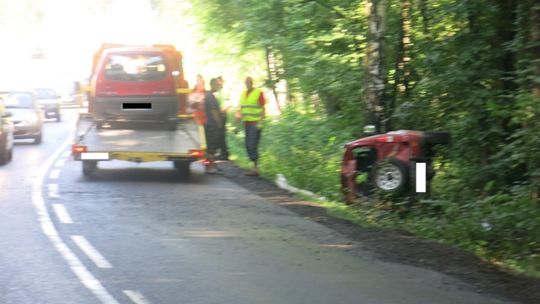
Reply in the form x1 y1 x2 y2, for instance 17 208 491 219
424 131 450 145
371 158 408 195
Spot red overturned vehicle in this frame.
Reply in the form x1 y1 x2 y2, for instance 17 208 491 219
341 127 450 203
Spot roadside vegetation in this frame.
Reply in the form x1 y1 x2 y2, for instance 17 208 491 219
136 0 540 277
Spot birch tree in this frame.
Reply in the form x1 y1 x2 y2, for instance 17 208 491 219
364 0 387 132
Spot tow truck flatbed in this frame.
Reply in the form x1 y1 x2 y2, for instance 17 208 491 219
72 114 206 177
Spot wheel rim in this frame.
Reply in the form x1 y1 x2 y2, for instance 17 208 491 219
375 163 403 191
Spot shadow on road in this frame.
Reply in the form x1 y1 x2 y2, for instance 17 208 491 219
77 167 211 184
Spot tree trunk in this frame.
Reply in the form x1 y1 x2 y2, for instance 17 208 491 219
390 0 412 130
528 0 540 98
419 0 429 34
364 0 387 133
265 46 283 114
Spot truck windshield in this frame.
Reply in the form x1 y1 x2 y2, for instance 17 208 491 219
104 53 167 81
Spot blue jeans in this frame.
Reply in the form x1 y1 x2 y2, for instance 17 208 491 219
244 123 262 162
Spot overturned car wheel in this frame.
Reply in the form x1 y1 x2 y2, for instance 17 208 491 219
424 131 450 145
371 159 408 194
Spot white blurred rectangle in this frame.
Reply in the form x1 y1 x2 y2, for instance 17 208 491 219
81 152 109 160
416 162 426 193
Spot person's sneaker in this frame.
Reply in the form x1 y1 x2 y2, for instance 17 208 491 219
244 170 259 177
205 165 223 175
206 168 223 175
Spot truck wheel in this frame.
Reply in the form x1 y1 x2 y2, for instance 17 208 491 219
371 159 408 194
83 161 98 177
173 161 191 178
167 122 177 131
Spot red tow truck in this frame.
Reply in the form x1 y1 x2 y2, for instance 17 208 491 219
72 44 205 177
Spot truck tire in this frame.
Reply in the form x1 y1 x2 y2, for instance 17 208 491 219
82 161 98 177
371 158 408 195
167 122 177 131
173 161 191 178
424 131 450 145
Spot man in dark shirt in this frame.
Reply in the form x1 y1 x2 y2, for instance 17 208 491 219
204 78 223 174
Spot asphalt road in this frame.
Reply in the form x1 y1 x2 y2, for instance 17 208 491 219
0 109 515 304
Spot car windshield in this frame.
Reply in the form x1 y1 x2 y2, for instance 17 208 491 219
34 88 57 99
0 92 35 108
104 53 167 81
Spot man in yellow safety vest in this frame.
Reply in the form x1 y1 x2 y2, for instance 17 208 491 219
236 76 265 176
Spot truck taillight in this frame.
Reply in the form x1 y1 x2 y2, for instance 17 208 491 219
72 145 88 154
189 149 205 159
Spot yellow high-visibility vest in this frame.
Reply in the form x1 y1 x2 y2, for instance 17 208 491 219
240 88 263 122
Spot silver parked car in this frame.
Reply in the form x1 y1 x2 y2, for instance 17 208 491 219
0 98 14 165
0 91 43 144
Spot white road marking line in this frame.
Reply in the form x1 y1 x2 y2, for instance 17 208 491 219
52 204 74 224
49 169 61 179
71 235 113 269
416 162 426 193
123 290 151 304
32 137 119 304
48 184 59 198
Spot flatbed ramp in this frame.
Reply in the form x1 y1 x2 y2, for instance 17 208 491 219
77 121 203 153
72 115 206 177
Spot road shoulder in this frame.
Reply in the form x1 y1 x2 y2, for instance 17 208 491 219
218 161 540 304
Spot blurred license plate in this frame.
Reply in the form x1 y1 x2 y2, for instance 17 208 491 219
81 152 110 160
